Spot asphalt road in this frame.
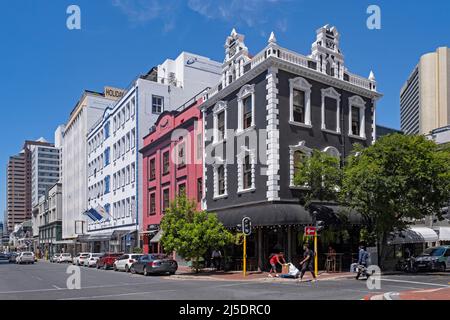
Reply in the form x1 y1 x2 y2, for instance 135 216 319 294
0 260 448 300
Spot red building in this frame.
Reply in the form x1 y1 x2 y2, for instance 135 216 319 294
140 99 204 254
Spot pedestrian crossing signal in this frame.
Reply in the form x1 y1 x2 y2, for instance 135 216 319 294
242 217 252 236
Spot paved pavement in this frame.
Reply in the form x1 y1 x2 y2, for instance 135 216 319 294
0 260 448 300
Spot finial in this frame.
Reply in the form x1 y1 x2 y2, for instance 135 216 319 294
231 28 237 36
268 31 277 44
369 70 376 81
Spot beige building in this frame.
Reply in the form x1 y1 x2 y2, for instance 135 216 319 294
401 47 450 135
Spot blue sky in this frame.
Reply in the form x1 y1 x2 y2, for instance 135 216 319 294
1 0 450 223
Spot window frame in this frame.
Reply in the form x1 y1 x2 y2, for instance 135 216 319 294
289 77 312 127
321 87 341 134
237 84 256 133
348 96 367 139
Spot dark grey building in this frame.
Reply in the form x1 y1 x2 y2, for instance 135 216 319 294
200 26 382 270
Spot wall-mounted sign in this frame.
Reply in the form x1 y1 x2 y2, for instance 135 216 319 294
104 86 125 100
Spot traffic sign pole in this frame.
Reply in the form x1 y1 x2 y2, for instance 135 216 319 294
314 232 318 277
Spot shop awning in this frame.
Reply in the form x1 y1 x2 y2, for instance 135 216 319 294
87 230 115 241
388 227 439 245
150 230 163 244
434 227 450 241
213 203 362 228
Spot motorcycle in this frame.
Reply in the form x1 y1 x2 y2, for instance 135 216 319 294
355 264 371 280
395 256 417 273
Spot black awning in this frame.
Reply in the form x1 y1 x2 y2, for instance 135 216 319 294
212 203 363 228
213 203 312 228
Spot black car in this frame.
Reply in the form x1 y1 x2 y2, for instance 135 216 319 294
0 253 9 262
130 254 178 276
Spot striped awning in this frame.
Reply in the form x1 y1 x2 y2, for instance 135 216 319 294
388 227 439 245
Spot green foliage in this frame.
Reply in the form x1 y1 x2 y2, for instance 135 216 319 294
160 195 234 273
341 134 450 267
293 149 342 206
132 247 143 254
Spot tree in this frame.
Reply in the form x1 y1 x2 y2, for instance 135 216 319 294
341 134 450 268
160 195 234 273
293 149 342 207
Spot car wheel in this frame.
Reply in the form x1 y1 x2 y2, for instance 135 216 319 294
439 263 446 272
125 265 129 273
169 271 176 275
114 265 118 272
144 267 149 276
130 266 136 274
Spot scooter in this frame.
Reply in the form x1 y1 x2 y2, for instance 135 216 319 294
355 264 370 280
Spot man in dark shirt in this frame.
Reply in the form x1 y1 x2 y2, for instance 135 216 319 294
299 244 317 282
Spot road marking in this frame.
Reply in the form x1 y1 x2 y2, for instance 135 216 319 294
33 276 43 281
59 289 178 300
381 278 450 288
52 285 62 290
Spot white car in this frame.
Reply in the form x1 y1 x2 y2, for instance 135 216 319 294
84 253 104 267
73 252 90 266
16 252 35 264
58 253 73 263
50 254 61 263
114 254 143 272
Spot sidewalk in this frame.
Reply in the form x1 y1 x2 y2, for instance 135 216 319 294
368 287 450 300
171 266 354 282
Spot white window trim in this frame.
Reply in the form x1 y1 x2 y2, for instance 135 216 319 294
323 146 341 159
213 101 228 144
348 96 367 139
289 77 312 127
237 84 256 134
213 158 228 199
237 147 256 194
289 141 312 189
321 87 341 133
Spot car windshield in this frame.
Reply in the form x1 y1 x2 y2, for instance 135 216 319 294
423 247 446 256
23 253 32 256
131 255 141 259
150 254 168 260
93 254 103 257
62 254 71 257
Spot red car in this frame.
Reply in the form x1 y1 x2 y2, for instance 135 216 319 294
96 253 123 270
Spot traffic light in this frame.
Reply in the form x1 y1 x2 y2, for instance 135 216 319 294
242 217 252 236
236 224 242 232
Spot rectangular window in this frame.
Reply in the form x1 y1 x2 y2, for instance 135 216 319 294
126 198 131 217
122 137 126 156
324 97 338 132
243 155 252 189
178 183 186 197
126 133 130 152
149 193 156 216
152 96 164 114
196 133 202 161
218 165 225 195
217 111 225 141
104 148 110 167
162 189 170 213
163 152 170 175
104 176 110 195
131 128 136 149
104 122 110 139
131 163 135 183
149 158 156 181
121 109 126 126
131 97 136 116
243 96 252 129
126 166 130 185
293 89 306 123
197 178 202 202
352 107 360 136
126 103 130 120
178 141 186 168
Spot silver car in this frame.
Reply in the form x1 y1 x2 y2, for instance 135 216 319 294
16 252 35 264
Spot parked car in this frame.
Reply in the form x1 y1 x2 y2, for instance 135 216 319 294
58 253 73 263
84 253 104 267
16 252 35 264
96 253 123 270
130 254 178 276
8 252 18 263
73 252 90 266
50 254 61 263
414 246 450 272
113 254 143 273
0 253 9 262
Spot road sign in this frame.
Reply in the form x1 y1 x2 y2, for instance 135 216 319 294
305 226 317 236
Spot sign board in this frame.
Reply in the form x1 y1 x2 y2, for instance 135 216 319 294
104 86 125 100
305 226 317 236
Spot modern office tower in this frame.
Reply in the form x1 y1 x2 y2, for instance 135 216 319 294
61 89 121 249
30 138 60 207
401 47 450 135
6 140 53 233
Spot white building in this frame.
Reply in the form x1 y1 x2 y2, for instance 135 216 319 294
86 52 221 252
62 89 121 250
30 139 60 207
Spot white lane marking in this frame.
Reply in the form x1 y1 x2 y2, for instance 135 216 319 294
380 278 450 288
33 276 43 281
59 289 178 300
52 285 62 290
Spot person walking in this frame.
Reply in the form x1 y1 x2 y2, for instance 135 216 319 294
211 249 222 271
298 244 317 283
